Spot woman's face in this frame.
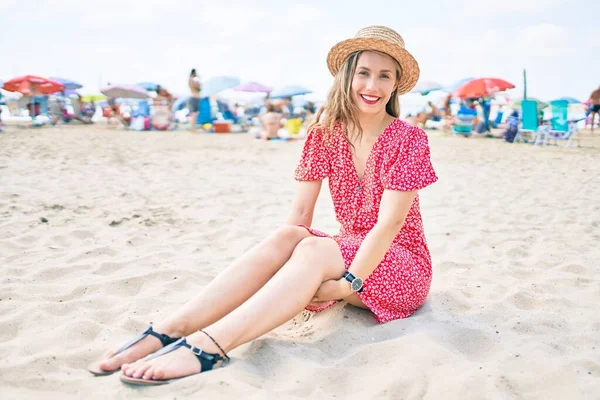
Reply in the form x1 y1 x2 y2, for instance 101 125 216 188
351 51 398 116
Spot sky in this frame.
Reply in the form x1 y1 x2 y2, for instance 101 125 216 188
1 0 599 102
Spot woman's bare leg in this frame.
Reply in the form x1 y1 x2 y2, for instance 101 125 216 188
97 225 312 372
122 236 347 381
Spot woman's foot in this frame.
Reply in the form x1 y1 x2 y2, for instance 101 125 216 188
94 325 183 373
121 331 224 381
97 336 162 372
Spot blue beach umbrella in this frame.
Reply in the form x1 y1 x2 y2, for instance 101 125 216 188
551 97 581 105
269 85 312 99
442 77 475 94
50 77 83 90
410 81 444 95
201 76 240 97
172 96 189 112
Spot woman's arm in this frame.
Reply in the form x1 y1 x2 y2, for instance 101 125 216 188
314 189 417 300
347 189 417 279
287 180 322 227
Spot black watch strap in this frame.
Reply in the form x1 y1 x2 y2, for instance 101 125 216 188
342 271 364 293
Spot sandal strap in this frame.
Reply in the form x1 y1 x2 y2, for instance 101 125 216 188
199 329 230 364
145 338 224 372
114 325 178 355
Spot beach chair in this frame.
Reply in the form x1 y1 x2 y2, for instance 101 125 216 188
491 110 504 128
535 100 579 147
513 100 541 143
452 112 475 136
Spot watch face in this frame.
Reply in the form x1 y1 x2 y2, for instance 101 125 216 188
351 278 363 291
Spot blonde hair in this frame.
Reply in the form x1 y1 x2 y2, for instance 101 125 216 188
308 50 401 143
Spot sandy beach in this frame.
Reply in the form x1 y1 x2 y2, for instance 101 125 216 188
0 125 599 399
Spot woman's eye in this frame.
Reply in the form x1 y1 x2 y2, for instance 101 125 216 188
380 74 390 79
358 71 368 76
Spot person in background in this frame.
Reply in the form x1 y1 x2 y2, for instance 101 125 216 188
153 85 174 131
503 110 520 143
188 69 201 132
442 94 452 118
258 103 283 140
588 85 600 133
481 98 491 132
427 101 442 122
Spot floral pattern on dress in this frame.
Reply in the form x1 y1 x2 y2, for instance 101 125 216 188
294 118 438 324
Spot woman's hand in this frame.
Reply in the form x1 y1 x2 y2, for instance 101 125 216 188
309 278 353 306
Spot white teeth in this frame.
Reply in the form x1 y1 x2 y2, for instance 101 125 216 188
361 95 379 101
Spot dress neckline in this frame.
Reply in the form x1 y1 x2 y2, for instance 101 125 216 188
343 118 397 182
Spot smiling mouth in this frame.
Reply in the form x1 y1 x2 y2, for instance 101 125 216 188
360 94 380 105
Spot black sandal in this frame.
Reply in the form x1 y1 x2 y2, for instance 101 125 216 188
120 330 230 386
87 325 180 376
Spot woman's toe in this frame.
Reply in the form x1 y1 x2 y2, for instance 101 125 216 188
152 367 165 380
121 363 131 373
103 349 116 359
122 363 138 377
132 363 151 379
98 354 122 370
142 367 155 380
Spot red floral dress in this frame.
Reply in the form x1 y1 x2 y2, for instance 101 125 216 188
294 119 438 323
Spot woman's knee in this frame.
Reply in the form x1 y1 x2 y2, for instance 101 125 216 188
292 237 345 278
269 225 310 245
292 237 338 260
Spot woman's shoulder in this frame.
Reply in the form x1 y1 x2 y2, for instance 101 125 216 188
306 122 342 145
386 118 427 147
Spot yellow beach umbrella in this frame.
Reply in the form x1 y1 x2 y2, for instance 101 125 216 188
81 94 106 102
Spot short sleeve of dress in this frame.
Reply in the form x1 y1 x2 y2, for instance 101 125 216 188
381 127 438 191
294 128 330 181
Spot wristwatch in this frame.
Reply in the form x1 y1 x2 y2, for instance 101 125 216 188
343 271 364 293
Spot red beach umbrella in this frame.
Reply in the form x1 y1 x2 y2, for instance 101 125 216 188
3 75 64 95
452 77 515 99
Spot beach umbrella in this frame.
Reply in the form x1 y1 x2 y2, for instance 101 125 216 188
551 97 581 105
452 77 515 99
233 81 272 93
171 96 190 112
81 93 107 102
201 76 240 97
410 80 443 95
269 85 312 99
101 84 149 99
136 82 160 91
62 89 79 96
3 75 64 95
50 77 83 90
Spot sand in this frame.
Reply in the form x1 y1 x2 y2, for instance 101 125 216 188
0 124 599 399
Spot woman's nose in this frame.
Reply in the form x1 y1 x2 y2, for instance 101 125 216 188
365 77 376 90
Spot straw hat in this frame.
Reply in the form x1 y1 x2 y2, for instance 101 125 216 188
326 25 420 95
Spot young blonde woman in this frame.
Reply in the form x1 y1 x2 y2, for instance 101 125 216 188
87 25 438 385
